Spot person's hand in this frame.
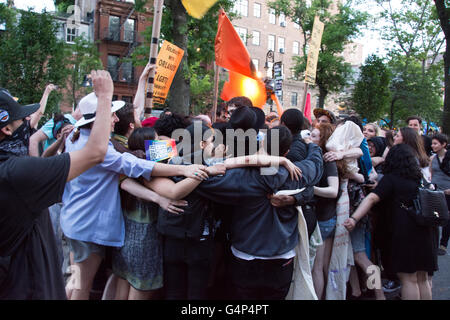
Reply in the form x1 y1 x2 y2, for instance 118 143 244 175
184 164 209 181
140 63 156 80
363 180 378 190
59 125 74 141
280 157 302 181
343 217 356 231
268 194 296 207
45 84 58 93
91 70 114 99
323 151 343 162
157 196 188 214
206 163 226 176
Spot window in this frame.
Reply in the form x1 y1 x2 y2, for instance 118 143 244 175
107 55 119 81
268 35 275 51
109 16 120 41
66 27 77 43
124 19 135 43
253 3 261 18
252 59 259 71
233 0 248 16
235 26 247 45
293 21 300 29
293 41 300 55
279 13 286 27
269 9 276 24
278 37 285 53
121 61 133 83
291 92 298 106
252 30 260 46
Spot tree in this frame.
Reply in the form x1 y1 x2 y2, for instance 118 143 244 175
351 55 392 122
268 0 368 108
131 0 234 115
374 0 444 128
0 7 69 118
64 36 103 109
434 0 450 134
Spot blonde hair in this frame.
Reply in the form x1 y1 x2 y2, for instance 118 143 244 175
365 122 380 136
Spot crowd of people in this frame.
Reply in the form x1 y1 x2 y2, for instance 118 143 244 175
0 66 449 301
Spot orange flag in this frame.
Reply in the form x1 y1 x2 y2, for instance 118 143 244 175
215 9 258 80
220 71 266 108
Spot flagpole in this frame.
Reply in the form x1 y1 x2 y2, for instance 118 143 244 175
144 0 164 119
212 62 219 123
301 82 309 113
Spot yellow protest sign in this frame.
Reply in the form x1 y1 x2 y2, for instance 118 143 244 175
305 16 324 85
153 40 185 105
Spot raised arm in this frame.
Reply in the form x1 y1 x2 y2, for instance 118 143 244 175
67 70 113 181
29 84 57 129
133 63 155 124
29 129 49 157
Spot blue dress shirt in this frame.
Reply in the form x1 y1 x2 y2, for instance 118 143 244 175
61 129 155 247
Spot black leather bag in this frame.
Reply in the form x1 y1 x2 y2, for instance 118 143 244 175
401 181 450 227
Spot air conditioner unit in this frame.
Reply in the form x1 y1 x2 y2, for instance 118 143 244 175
279 48 285 54
280 22 286 27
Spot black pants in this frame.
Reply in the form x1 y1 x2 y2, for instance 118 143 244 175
230 255 294 300
163 236 213 300
440 195 450 248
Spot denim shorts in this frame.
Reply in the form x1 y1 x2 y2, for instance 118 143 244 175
350 217 368 253
318 216 337 240
66 237 106 263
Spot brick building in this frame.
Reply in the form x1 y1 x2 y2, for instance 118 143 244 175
94 0 153 102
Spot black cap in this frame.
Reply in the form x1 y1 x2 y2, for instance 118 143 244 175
251 107 266 131
0 88 39 129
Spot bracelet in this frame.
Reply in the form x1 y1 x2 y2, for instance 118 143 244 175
349 216 358 223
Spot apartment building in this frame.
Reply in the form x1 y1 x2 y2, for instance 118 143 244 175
231 0 364 115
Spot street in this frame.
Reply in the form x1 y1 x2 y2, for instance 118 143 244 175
433 253 450 300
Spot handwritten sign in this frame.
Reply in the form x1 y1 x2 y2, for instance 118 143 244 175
153 41 185 105
145 139 178 162
305 16 324 85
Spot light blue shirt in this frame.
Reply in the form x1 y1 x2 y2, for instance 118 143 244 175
61 129 155 247
41 114 77 150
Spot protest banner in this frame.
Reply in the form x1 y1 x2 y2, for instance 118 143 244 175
305 16 324 86
152 41 185 105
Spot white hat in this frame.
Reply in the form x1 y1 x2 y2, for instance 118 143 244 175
74 92 125 127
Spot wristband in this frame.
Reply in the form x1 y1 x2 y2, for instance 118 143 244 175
349 216 357 223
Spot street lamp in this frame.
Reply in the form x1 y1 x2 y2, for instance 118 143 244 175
264 50 275 112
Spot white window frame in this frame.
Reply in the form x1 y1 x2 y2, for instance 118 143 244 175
253 3 261 18
268 35 275 51
278 37 285 53
293 41 300 55
233 0 248 17
269 9 276 24
252 59 259 71
66 27 77 43
252 30 260 46
279 13 286 27
235 26 247 45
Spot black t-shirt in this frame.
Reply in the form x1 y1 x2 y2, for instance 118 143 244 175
0 153 70 299
314 161 338 221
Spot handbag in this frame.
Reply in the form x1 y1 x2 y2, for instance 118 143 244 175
400 180 450 227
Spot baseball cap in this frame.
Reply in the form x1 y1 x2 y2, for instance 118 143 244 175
0 88 40 129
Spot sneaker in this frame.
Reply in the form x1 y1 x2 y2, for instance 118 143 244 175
383 280 400 293
438 245 447 256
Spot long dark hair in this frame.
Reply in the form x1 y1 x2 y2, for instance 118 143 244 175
400 127 429 168
384 144 422 183
128 127 157 152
